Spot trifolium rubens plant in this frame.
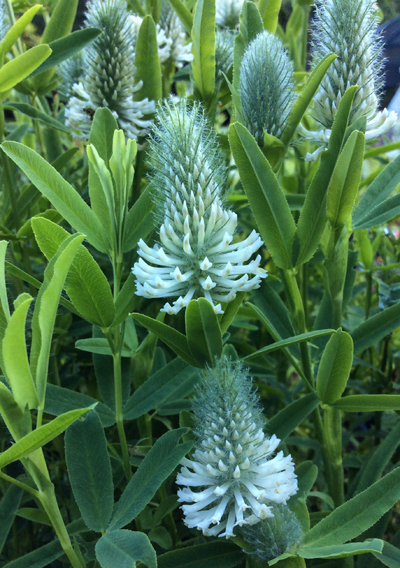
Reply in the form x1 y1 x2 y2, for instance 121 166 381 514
176 358 298 537
62 0 155 141
216 0 243 29
240 31 295 146
132 98 267 315
299 0 398 161
158 0 193 69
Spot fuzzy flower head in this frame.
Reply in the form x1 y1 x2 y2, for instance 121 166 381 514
215 29 235 80
240 31 295 145
176 359 298 538
300 0 397 160
216 0 243 28
58 52 85 99
159 0 193 68
65 0 155 140
132 99 266 315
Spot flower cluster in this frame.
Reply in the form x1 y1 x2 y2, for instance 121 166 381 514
216 0 243 28
240 31 295 145
300 0 397 160
159 0 193 69
132 99 266 315
63 0 155 140
176 359 298 537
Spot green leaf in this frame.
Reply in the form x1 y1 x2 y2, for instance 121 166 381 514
108 428 192 530
65 412 114 533
0 45 52 92
327 131 365 229
29 234 84 404
191 0 216 99
332 395 400 412
0 408 91 469
372 541 400 568
280 54 336 149
32 217 115 328
219 292 246 334
134 16 162 104
0 240 10 322
316 329 353 404
75 337 134 357
350 301 400 354
259 0 282 32
354 421 400 495
244 329 335 360
299 540 384 559
158 541 243 568
302 467 400 548
6 102 69 133
0 5 42 58
29 28 101 77
0 484 23 555
168 0 193 34
229 122 295 269
352 192 400 231
293 86 357 267
16 508 51 526
232 1 263 94
267 393 320 440
123 186 156 252
131 313 198 366
3 294 39 410
1 540 63 568
0 382 30 441
1 141 108 253
288 461 318 506
41 0 78 44
96 530 157 568
186 298 222 366
45 384 115 427
124 358 199 420
113 273 140 326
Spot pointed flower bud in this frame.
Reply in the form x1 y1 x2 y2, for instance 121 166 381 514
132 99 266 315
240 31 295 145
159 0 193 68
300 0 397 160
176 359 298 537
65 0 155 141
216 0 243 28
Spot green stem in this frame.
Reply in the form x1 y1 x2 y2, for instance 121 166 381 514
365 271 372 320
0 471 40 498
323 406 344 507
113 339 132 480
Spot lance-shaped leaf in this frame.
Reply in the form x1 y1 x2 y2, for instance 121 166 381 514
1 141 108 253
332 395 400 412
0 383 30 441
259 0 282 32
186 298 222 367
168 0 193 34
191 0 216 99
0 5 42 58
229 122 295 269
299 540 384 559
327 131 365 230
350 301 400 354
30 234 84 405
134 16 162 104
0 408 91 470
3 294 38 410
5 103 70 133
0 484 23 555
0 45 52 92
316 329 353 404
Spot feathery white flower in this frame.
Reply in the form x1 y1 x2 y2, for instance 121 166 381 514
240 31 295 145
132 99 266 315
65 0 155 141
301 0 397 160
176 359 298 538
159 0 193 68
216 0 243 29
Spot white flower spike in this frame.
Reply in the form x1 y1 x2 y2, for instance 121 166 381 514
216 0 243 28
301 0 397 160
132 99 266 315
159 0 193 69
64 0 155 141
176 359 298 538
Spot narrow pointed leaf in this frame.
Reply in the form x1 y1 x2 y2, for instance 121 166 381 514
191 0 216 99
186 298 222 366
244 329 335 360
350 301 400 354
168 0 193 33
0 45 52 92
134 16 162 103
0 5 42 57
299 540 384 559
316 329 353 404
267 393 320 440
6 103 69 132
0 485 23 555
332 395 400 412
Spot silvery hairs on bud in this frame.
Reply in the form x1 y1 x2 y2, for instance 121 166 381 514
215 29 236 80
132 98 266 315
176 358 298 537
64 0 155 141
240 31 295 145
300 0 397 160
216 0 243 28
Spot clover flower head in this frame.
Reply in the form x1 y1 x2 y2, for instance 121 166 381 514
58 52 85 99
215 29 235 79
300 0 397 160
240 503 303 561
65 0 155 140
176 359 298 538
132 98 266 315
216 0 243 28
159 0 193 68
240 31 295 145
